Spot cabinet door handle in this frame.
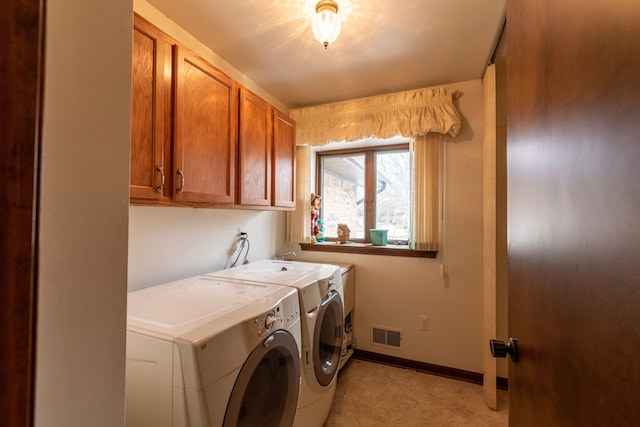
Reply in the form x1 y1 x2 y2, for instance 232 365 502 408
176 169 185 194
155 166 165 193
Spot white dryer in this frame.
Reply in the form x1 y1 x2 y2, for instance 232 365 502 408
126 275 302 427
205 260 344 427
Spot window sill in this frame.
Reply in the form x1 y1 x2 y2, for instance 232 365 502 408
299 242 437 258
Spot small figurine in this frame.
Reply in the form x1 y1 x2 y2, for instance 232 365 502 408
310 193 322 243
316 219 325 243
337 224 350 244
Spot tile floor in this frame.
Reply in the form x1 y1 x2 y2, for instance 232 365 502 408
324 359 508 426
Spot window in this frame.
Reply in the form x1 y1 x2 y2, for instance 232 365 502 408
316 144 410 244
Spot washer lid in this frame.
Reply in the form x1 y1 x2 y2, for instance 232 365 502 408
127 275 293 338
206 259 338 288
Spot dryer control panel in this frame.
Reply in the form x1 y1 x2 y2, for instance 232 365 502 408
317 268 343 298
241 292 301 347
299 267 343 313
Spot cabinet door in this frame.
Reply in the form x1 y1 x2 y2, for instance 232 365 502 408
174 47 237 204
272 110 296 208
238 88 271 206
130 15 166 200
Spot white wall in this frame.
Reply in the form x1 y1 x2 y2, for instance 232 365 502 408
283 79 487 374
36 0 132 425
128 207 285 290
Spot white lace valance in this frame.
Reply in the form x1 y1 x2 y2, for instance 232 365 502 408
290 86 461 146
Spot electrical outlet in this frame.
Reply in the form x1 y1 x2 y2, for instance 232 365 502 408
419 315 430 331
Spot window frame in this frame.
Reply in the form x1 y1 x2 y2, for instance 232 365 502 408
316 144 409 244
300 143 437 258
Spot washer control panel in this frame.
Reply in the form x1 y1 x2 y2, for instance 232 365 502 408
241 293 300 345
264 311 277 329
321 269 343 294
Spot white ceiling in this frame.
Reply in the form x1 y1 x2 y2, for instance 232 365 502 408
146 0 506 109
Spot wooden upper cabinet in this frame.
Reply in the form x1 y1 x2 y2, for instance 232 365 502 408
272 109 296 208
130 16 295 210
238 87 272 206
173 46 237 204
130 14 167 200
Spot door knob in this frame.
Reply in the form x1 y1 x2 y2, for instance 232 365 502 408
489 338 519 363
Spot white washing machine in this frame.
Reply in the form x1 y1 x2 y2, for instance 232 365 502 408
125 275 302 427
205 260 344 427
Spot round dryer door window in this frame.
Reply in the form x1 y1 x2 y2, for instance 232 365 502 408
224 330 301 427
313 290 344 386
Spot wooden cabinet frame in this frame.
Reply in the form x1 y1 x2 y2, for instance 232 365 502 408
130 14 168 200
130 16 295 210
173 46 237 205
238 87 272 206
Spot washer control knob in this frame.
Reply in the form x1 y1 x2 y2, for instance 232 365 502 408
265 312 277 329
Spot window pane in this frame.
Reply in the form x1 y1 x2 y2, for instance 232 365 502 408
321 154 365 239
375 151 410 242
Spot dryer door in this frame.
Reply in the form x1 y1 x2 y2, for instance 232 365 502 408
312 290 344 386
224 330 301 427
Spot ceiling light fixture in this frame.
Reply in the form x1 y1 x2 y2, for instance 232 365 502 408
311 0 342 49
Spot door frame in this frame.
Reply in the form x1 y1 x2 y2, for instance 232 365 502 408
482 63 498 409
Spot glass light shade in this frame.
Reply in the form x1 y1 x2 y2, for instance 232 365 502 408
312 8 342 49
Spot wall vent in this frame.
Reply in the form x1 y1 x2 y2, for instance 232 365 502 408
370 325 403 349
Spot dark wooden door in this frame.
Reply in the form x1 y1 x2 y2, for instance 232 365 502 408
507 0 640 425
1 0 44 425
